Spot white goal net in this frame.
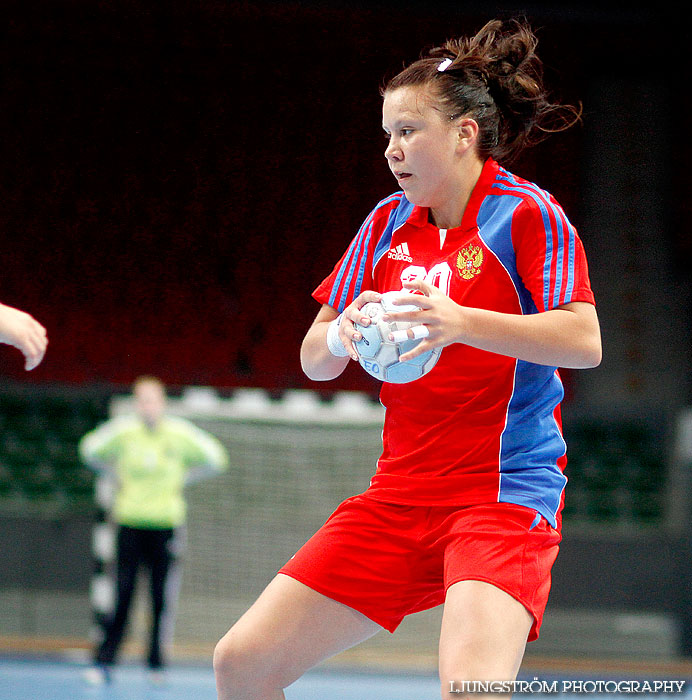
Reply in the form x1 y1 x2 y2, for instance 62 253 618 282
108 388 390 651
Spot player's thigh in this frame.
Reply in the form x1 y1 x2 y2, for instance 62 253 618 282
439 580 532 690
214 573 382 688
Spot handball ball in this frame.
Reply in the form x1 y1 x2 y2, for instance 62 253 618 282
353 291 442 384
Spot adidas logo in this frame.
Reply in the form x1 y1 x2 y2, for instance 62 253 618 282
388 242 413 262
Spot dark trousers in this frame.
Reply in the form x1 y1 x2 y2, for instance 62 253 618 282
95 525 177 669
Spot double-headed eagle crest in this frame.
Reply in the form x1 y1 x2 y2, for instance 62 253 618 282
456 244 484 280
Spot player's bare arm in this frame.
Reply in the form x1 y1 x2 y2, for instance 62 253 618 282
387 279 601 369
0 302 48 370
301 292 381 380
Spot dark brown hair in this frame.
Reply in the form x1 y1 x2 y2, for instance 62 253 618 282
382 19 581 163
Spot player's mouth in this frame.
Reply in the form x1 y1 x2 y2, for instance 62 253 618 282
394 171 412 181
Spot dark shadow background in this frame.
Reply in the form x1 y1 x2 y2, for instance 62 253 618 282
0 1 688 397
2 2 692 658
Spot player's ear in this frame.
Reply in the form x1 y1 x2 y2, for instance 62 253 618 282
456 118 479 151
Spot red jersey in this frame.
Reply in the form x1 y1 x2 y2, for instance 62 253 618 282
313 159 595 528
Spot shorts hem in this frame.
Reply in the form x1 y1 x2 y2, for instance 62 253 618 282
444 575 540 642
278 570 400 633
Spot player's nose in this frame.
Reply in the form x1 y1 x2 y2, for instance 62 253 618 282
385 138 402 162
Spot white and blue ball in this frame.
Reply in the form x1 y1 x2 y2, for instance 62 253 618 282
353 291 442 384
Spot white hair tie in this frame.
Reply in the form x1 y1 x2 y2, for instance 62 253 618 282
437 58 453 72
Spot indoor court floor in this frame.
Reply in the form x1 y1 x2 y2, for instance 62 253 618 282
1 656 442 700
2 655 692 700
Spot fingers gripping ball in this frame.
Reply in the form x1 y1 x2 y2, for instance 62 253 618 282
353 291 442 384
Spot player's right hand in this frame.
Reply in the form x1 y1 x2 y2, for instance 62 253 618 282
339 291 382 361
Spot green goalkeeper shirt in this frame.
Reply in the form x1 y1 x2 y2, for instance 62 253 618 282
79 414 229 529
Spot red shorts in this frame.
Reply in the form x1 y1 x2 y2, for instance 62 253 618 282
279 495 561 641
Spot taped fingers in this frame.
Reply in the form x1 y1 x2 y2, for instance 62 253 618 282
411 325 430 340
390 325 429 343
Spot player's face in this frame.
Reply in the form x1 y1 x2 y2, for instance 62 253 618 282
134 382 166 427
382 86 462 209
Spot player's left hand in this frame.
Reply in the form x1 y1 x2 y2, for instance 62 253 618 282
382 279 464 362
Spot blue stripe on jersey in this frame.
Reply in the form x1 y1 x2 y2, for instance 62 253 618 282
495 168 576 309
476 179 567 528
497 360 567 528
328 229 363 309
564 221 576 302
328 216 372 311
373 194 415 269
476 194 537 315
347 218 375 310
328 193 404 311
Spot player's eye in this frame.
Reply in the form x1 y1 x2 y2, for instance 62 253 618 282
383 128 414 143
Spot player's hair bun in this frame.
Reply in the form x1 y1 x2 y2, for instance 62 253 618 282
383 19 581 163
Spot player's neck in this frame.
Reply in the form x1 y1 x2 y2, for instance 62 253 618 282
429 156 484 230
141 416 162 430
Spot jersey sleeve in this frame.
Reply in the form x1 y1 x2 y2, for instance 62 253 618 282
512 193 595 313
173 418 229 472
312 194 404 312
78 416 132 468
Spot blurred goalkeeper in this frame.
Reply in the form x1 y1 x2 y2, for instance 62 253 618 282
79 376 229 685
